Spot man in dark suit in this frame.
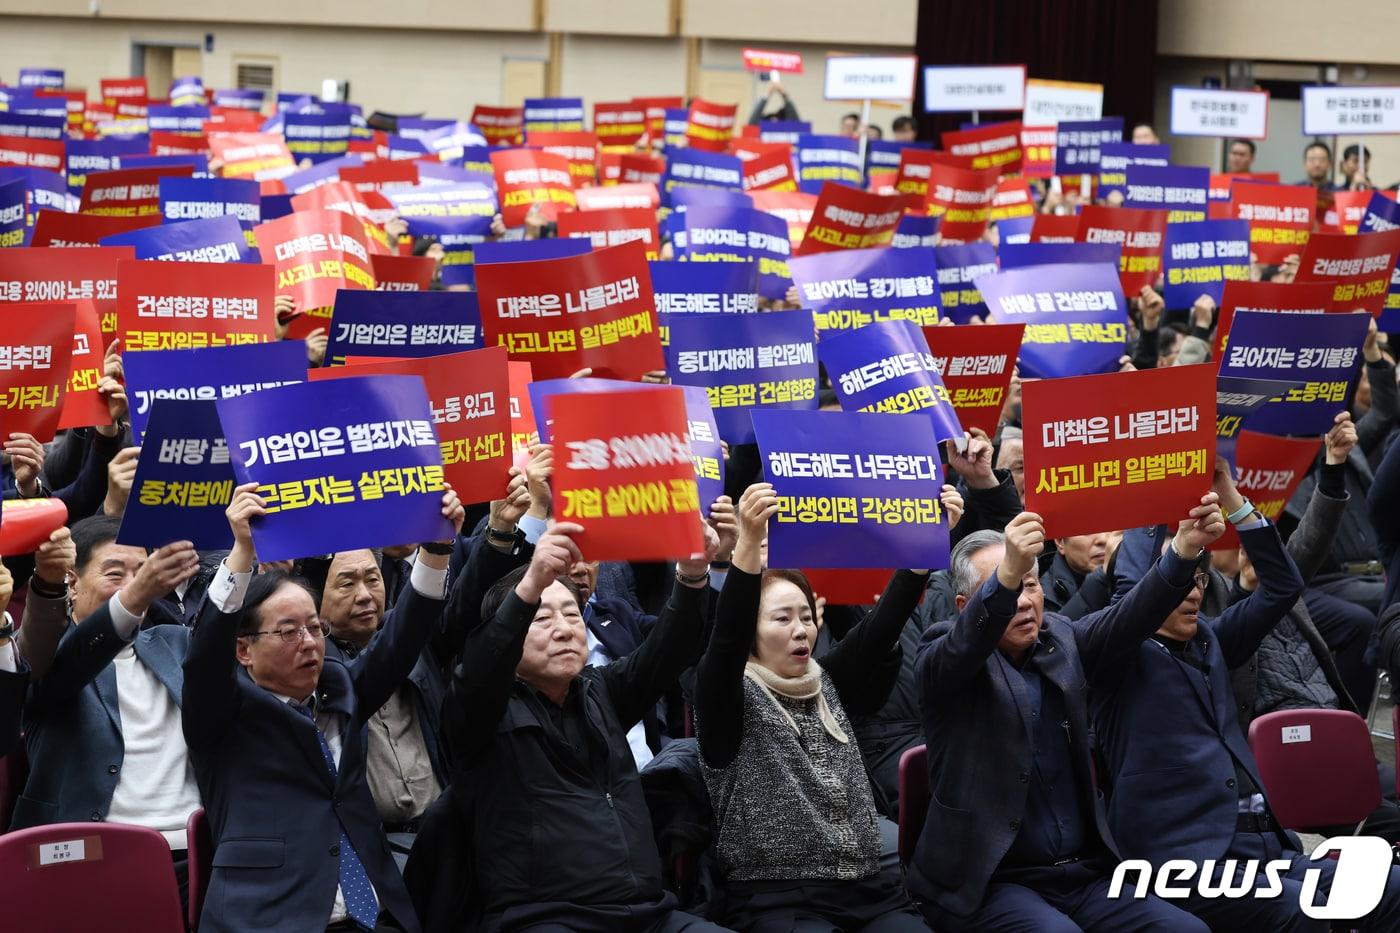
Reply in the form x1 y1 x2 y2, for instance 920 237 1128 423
0 560 25 757
910 492 1225 932
182 483 463 933
1094 469 1400 929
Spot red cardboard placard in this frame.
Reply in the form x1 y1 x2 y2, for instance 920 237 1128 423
289 181 393 255
0 301 75 442
741 146 799 192
0 246 134 336
923 322 1025 437
1030 213 1080 242
150 130 208 154
1296 229 1400 318
741 48 804 74
30 210 161 247
371 254 435 292
593 102 648 149
550 386 705 561
80 165 195 217
0 134 65 173
1020 125 1056 179
575 182 660 212
1076 205 1169 294
209 132 295 180
339 160 420 194
469 105 523 147
753 189 817 249
941 120 1023 176
491 148 577 227
475 239 663 381
527 131 601 187
618 152 666 186
633 96 684 142
1022 363 1217 539
926 163 1000 241
1323 189 1376 234
1211 431 1321 551
990 177 1035 222
556 207 659 259
685 99 738 153
1208 172 1280 201
253 208 376 338
798 183 908 255
1213 280 1338 360
56 299 112 430
115 259 276 352
507 360 538 459
0 498 70 557
100 77 147 106
1224 182 1314 265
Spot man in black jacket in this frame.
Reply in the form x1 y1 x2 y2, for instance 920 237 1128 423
441 520 727 933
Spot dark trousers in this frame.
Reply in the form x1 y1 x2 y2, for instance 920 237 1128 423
1304 586 1379 707
490 893 731 933
922 858 1206 933
171 849 188 918
723 866 927 933
515 909 730 933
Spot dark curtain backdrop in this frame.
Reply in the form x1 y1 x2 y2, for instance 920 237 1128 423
911 0 1160 140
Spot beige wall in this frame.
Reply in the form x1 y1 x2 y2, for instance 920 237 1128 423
558 34 687 109
0 0 538 32
682 0 917 46
1159 0 1400 65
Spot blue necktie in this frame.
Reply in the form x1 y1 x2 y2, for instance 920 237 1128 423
291 702 379 931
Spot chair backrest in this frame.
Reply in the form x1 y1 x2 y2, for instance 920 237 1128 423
0 822 185 932
1247 709 1380 830
186 808 213 931
896 743 928 866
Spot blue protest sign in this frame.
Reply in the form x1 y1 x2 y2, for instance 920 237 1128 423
99 215 257 263
66 136 150 194
663 308 818 443
1054 118 1124 175
395 118 457 139
386 182 496 236
18 68 63 89
169 78 204 108
996 215 1034 245
416 161 494 187
217 375 453 562
789 245 941 333
669 187 754 212
757 121 812 144
280 155 363 194
283 110 352 164
116 399 237 550
1358 192 1400 330
213 88 264 110
420 122 488 157
523 97 585 132
1215 375 1305 467
978 262 1129 379
1217 310 1370 435
159 176 261 228
123 340 307 443
147 105 209 134
999 241 1121 270
473 238 591 265
0 167 69 222
751 409 950 570
818 320 964 441
649 260 759 314
326 291 482 365
527 377 653 444
662 108 689 149
454 145 494 176
1124 164 1210 222
121 154 209 175
933 242 998 324
385 134 430 160
867 139 932 176
795 134 863 194
1097 142 1169 199
0 110 66 140
1161 219 1251 308
676 205 791 299
662 149 744 206
0 180 26 247
892 213 941 249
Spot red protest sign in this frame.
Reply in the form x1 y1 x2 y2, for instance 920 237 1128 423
310 346 512 506
990 177 1035 222
742 48 804 74
209 132 296 180
1224 182 1314 265
475 240 663 381
0 246 134 336
470 105 524 146
371 254 435 291
598 150 622 184
100 77 147 106
633 96 684 142
941 120 1023 175
1212 431 1321 551
1213 280 1338 360
741 146 799 192
0 134 65 173
1208 172 1279 201
593 102 647 149
1023 363 1216 539
894 148 937 203
686 99 737 153
290 181 393 255
868 170 897 195
0 498 69 557
1031 213 1080 242
1020 125 1056 178
798 183 908 255
116 259 276 352
507 360 538 459
253 208 376 338
1076 205 1169 294
618 152 666 186
1322 189 1377 234
753 190 817 250
0 302 75 442
150 131 208 154
926 163 999 241
339 160 420 194
575 182 660 212
551 387 705 562
800 568 896 606
207 108 264 132
491 148 577 227
30 210 161 247
56 300 112 431
557 208 659 259
1296 229 1400 317
527 131 601 187
80 165 195 217
923 322 1024 437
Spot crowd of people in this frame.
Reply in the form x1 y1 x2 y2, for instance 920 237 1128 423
2 68 1400 933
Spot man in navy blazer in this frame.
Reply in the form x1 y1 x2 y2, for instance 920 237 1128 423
182 483 463 933
1094 468 1400 929
911 494 1222 932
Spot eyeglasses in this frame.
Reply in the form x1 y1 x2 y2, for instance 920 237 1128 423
1193 571 1211 591
243 622 330 644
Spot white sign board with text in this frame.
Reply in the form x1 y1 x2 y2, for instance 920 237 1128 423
923 65 1026 113
824 55 918 102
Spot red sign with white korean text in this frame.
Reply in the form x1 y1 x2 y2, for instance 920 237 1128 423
150 131 208 154
371 254 435 292
798 183 909 255
116 260 276 352
551 387 705 562
339 160 420 194
895 148 938 202
1213 280 1338 360
0 246 134 336
1031 213 1079 242
1020 125 1056 178
207 108 264 132
491 148 577 227
593 102 648 149
475 240 664 381
0 302 75 442
80 165 196 217
1296 229 1400 317
941 120 1023 175
311 346 512 505
633 96 684 143
742 48 804 74
1321 189 1382 234
1225 182 1314 265
0 134 65 173
741 146 799 192
527 131 601 187
100 77 147 106
868 171 898 195
508 360 538 459
1023 363 1217 539
618 152 666 186
209 132 296 181
923 322 1025 437
753 189 817 250
1076 205 1169 294
599 150 623 184
926 163 999 241
470 105 524 147
1211 431 1321 551
1208 172 1280 201
56 300 112 431
990 177 1035 222
289 181 394 255
30 211 161 248
557 208 659 259
253 208 376 338
686 99 738 153
575 182 660 212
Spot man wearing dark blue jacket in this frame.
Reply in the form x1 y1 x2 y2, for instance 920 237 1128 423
0 561 24 758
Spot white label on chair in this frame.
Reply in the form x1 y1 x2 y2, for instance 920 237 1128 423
1281 725 1312 744
37 840 86 866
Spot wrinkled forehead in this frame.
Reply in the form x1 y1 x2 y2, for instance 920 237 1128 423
328 549 378 578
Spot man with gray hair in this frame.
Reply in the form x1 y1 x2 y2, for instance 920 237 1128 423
907 492 1226 931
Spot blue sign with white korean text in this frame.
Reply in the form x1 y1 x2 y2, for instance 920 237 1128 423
213 88 264 110
1124 164 1210 222
866 139 932 176
795 134 863 194
932 242 998 324
147 105 210 134
1097 142 1169 200
978 261 1129 379
999 241 1121 270
789 245 942 333
892 213 941 249
217 375 453 562
0 110 66 140
1359 192 1400 330
1215 375 1304 468
523 97 585 132
997 216 1034 245
757 121 812 144
326 291 483 365
0 179 26 247
818 320 964 441
18 68 63 89
386 183 496 236
0 167 69 222
662 108 689 149
1161 219 1250 308
1055 118 1124 175
66 136 150 194
662 149 744 206
100 215 258 263
677 205 792 299
649 260 759 314
663 308 818 444
751 409 949 570
159 176 261 229
122 340 307 443
116 399 238 550
669 187 754 212
281 155 364 194
282 111 353 164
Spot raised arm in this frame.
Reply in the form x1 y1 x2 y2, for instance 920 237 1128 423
1210 521 1306 668
13 528 77 684
1356 322 1397 457
1285 413 1354 583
